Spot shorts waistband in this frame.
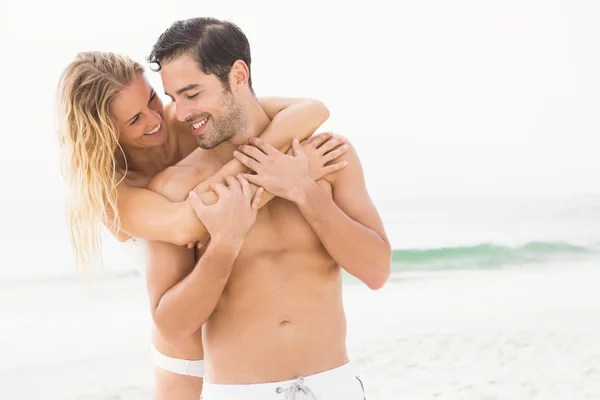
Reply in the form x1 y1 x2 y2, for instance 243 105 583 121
203 362 357 396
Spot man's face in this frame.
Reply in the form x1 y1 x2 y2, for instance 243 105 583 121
160 54 246 149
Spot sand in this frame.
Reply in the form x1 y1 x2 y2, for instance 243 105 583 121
1 264 599 399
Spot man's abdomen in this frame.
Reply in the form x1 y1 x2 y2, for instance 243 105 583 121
203 249 349 384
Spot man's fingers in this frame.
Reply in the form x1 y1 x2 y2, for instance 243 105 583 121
238 144 267 162
237 175 252 199
322 144 349 163
240 173 264 188
309 132 332 148
188 191 207 214
249 137 278 155
251 187 264 209
291 138 304 157
210 183 230 199
320 161 349 176
225 176 242 196
234 150 261 172
318 135 346 154
197 237 210 250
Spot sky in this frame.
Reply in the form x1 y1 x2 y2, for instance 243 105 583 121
0 0 599 278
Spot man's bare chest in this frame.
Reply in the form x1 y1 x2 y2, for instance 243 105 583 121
239 180 333 255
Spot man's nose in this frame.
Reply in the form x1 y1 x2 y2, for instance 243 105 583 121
175 104 191 123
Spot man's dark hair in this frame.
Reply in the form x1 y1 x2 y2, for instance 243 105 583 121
147 17 252 90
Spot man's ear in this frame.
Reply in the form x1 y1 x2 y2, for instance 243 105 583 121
229 60 249 91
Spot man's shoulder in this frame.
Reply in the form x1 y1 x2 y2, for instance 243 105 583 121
148 150 219 200
321 136 362 186
148 165 199 200
148 162 200 191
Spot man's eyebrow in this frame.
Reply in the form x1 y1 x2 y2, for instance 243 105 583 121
176 84 201 95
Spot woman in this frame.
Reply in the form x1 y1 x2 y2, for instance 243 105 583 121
57 51 347 399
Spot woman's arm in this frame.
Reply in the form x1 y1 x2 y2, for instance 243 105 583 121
190 97 329 193
260 96 329 150
116 97 331 245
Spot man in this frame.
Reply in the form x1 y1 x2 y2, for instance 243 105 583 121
146 17 391 399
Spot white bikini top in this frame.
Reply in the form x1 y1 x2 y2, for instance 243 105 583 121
121 237 148 277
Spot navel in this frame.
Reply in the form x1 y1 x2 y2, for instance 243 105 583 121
279 320 291 327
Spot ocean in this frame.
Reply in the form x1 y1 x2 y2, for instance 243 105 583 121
3 193 599 284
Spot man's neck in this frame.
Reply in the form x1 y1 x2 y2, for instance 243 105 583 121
214 98 270 162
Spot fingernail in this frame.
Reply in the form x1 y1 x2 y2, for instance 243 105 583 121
233 150 239 155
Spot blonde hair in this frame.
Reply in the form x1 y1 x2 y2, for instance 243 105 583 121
57 52 144 275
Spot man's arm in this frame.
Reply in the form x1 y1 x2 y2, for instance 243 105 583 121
114 97 329 245
146 176 262 346
146 239 241 346
237 138 391 290
190 97 329 193
293 143 391 289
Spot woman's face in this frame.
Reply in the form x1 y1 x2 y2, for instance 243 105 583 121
112 73 167 149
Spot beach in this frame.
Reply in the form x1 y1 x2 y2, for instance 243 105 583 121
2 260 599 399
2 0 599 397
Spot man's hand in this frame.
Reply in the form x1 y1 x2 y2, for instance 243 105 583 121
297 132 349 181
234 136 347 202
188 175 263 247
